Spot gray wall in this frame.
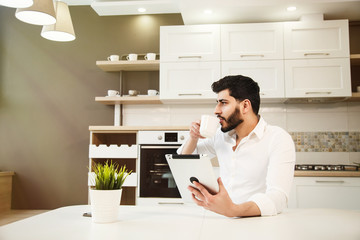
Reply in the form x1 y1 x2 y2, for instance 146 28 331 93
0 6 183 209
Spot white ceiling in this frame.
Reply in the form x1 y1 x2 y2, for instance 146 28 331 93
63 0 360 24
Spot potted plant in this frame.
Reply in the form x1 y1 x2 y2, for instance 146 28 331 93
89 160 132 223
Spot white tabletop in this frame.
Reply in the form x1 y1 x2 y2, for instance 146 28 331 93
0 205 359 240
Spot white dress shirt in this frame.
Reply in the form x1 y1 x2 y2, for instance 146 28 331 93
178 117 296 216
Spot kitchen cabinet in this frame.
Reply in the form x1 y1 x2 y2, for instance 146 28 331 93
88 131 138 205
284 20 350 59
222 60 285 100
285 58 352 98
221 22 284 60
160 25 221 62
160 61 220 102
288 177 360 210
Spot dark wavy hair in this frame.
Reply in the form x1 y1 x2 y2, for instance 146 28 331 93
211 75 260 115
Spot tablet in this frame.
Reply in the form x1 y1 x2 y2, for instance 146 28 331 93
165 154 219 204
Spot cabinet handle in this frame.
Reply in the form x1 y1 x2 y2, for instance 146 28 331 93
304 53 330 56
305 91 332 95
315 180 345 184
178 93 202 96
240 54 264 58
178 56 202 59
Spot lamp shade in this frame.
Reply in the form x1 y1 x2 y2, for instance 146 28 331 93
0 0 33 8
15 0 56 25
41 1 75 42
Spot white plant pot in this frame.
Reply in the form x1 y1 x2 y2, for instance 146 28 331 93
89 188 122 223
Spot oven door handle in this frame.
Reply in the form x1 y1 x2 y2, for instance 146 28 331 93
140 146 180 149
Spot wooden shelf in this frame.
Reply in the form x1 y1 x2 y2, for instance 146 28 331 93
95 96 162 105
347 92 360 102
96 60 159 72
89 126 189 132
351 54 360 65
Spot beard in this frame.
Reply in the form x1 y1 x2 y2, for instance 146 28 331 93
218 107 243 133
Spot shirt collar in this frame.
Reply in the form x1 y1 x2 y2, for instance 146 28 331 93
224 115 267 141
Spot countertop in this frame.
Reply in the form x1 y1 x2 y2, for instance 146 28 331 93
294 170 360 177
0 171 14 177
0 205 359 240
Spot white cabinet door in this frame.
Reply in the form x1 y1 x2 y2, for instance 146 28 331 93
160 62 220 102
160 25 221 62
222 60 285 99
288 177 360 210
221 22 284 60
284 20 350 59
285 58 351 98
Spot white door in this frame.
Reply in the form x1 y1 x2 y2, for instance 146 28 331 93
160 62 220 102
285 58 351 98
221 22 284 60
160 25 221 62
222 60 285 99
284 20 350 59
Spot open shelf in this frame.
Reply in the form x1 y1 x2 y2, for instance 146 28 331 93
351 54 360 65
95 95 162 105
96 60 159 71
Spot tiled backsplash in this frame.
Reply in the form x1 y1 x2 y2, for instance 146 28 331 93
289 132 360 152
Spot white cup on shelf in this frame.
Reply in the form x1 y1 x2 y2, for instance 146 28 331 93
126 54 138 61
107 90 119 96
144 53 156 61
147 89 159 96
107 55 119 61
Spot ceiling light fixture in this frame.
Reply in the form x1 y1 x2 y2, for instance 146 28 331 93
138 7 146 13
0 0 33 8
15 0 56 25
41 1 75 42
287 6 297 11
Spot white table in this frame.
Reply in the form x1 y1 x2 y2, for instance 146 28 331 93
0 205 359 240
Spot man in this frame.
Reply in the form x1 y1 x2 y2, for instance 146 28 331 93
178 75 295 218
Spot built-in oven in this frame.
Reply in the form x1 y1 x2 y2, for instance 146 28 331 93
137 130 189 205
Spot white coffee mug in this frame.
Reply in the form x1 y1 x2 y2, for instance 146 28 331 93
129 90 139 96
107 55 119 61
108 90 119 96
126 54 138 61
200 115 219 138
144 53 156 61
147 89 159 96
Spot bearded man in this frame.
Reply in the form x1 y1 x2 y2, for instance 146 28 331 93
178 75 296 218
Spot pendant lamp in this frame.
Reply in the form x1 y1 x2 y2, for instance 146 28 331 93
0 0 33 8
15 0 56 25
41 1 75 42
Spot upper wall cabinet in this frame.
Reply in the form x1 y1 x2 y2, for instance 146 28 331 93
160 25 221 62
221 23 284 60
160 61 220 102
285 58 351 98
222 60 285 99
284 20 350 59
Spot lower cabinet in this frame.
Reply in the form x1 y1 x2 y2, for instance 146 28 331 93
288 177 360 210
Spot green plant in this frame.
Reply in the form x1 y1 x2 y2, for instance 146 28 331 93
93 160 132 190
